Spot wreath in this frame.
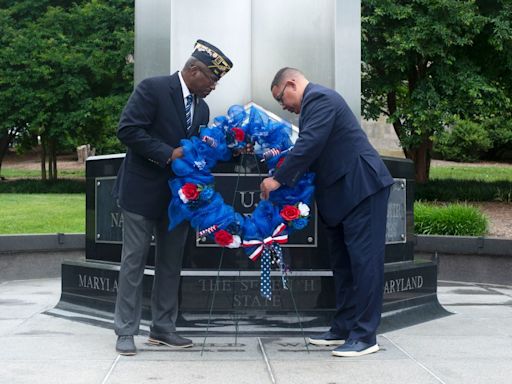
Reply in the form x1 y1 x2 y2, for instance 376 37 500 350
167 104 315 300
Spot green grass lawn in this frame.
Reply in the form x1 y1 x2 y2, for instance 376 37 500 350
430 165 512 181
1 168 85 178
0 194 85 234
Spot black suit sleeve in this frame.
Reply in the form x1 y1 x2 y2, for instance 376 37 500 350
273 92 336 187
117 78 174 168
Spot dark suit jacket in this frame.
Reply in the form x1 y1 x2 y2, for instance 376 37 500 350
113 72 210 219
273 83 394 226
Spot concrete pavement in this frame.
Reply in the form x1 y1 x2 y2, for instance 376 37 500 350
0 278 511 384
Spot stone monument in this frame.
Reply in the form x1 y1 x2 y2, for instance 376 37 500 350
53 104 444 333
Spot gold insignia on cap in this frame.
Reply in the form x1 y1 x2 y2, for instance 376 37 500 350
195 41 232 78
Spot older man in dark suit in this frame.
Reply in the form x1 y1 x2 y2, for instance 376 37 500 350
260 67 394 357
113 40 232 355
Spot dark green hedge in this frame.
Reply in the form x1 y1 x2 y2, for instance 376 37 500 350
416 179 512 202
0 179 86 194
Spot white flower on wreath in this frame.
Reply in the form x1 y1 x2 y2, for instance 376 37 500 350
298 202 310 217
227 235 241 249
178 188 189 204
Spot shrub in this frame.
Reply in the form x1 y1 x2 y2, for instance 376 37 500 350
414 202 488 236
436 119 492 162
481 117 512 161
416 179 512 202
0 179 85 193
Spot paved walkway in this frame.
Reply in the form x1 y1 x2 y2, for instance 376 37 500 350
0 278 511 384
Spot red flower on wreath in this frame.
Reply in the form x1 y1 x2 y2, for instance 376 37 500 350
280 205 300 221
181 183 199 201
214 229 234 247
232 127 245 142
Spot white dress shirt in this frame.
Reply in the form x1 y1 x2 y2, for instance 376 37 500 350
178 71 194 123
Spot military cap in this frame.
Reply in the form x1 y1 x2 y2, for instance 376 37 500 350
192 39 233 80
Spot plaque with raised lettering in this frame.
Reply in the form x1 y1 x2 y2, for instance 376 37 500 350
95 177 122 244
386 179 407 243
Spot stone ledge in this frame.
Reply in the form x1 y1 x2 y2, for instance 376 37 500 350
415 235 512 257
1 234 510 286
0 233 85 253
0 250 84 282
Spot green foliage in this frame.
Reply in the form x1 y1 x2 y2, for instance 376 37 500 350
0 179 85 193
0 193 85 234
362 0 512 179
416 179 512 202
0 0 134 177
436 119 492 162
414 202 488 236
481 117 512 160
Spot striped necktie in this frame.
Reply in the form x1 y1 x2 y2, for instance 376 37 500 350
185 94 193 131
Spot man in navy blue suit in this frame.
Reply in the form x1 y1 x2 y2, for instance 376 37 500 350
112 40 232 355
261 67 394 357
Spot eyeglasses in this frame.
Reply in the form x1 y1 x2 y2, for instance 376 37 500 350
275 83 288 105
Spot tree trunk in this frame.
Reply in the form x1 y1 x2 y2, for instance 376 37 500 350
50 139 57 181
40 135 47 181
48 146 53 181
408 137 432 184
386 91 408 158
386 89 433 183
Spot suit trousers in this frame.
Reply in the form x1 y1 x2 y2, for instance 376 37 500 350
322 185 391 345
114 208 189 336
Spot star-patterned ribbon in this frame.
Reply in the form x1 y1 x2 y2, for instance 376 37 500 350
260 243 288 301
260 247 272 300
243 223 289 300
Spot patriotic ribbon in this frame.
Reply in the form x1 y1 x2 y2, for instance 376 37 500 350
242 223 288 261
202 135 217 148
259 243 288 301
243 223 289 301
260 147 293 162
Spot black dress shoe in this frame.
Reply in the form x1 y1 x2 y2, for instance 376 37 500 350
116 335 137 356
148 332 193 348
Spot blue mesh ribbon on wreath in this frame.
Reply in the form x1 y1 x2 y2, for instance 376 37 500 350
167 104 317 300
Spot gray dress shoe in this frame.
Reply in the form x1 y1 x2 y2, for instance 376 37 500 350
148 332 193 348
116 335 137 356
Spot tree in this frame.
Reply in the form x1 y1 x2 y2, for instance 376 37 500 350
362 0 512 182
0 0 133 180
0 7 37 177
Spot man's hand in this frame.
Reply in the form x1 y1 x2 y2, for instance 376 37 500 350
260 177 281 200
171 147 184 161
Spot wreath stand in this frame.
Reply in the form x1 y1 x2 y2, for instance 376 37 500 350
200 153 310 355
